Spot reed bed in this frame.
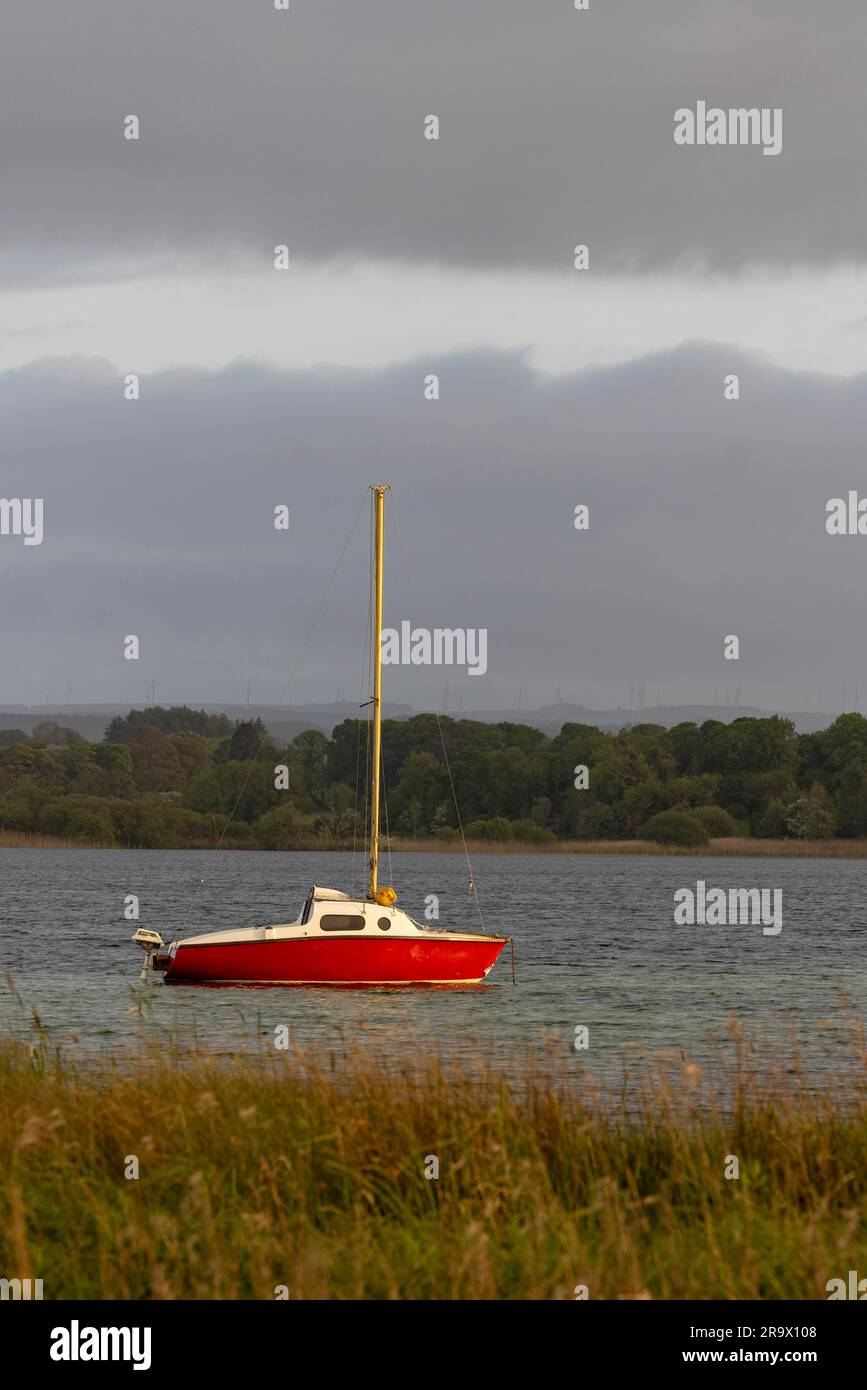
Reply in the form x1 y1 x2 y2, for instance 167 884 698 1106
0 829 104 850
393 835 867 856
1 1019 866 1300
5 829 867 857
684 836 867 859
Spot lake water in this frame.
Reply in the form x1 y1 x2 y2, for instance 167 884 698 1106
1 847 865 1084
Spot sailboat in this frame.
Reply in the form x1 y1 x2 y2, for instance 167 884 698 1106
133 486 510 986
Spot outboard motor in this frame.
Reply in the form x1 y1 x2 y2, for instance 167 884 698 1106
131 927 167 981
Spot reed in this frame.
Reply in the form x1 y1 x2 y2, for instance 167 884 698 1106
1 1021 865 1300
5 830 867 857
0 829 105 850
390 835 867 857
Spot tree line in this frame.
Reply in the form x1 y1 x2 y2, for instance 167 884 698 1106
0 705 863 848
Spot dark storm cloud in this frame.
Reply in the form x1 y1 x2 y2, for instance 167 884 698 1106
2 346 867 709
2 0 866 282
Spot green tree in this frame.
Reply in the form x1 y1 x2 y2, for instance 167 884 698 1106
182 761 286 823
464 817 513 841
390 751 447 831
691 805 740 837
38 796 116 844
511 819 556 844
31 721 85 746
639 810 708 847
256 803 308 850
106 706 232 741
0 744 64 794
784 784 835 839
214 719 275 765
292 729 331 791
755 798 788 838
92 743 135 797
621 777 668 835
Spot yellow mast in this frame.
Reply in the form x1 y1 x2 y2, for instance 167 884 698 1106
369 485 389 899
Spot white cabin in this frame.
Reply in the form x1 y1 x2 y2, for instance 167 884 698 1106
169 885 495 950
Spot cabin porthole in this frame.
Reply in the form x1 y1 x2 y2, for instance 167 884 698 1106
377 917 391 931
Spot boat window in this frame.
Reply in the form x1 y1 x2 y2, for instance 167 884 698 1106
319 914 366 932
377 917 391 931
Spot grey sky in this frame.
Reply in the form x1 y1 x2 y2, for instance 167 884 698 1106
3 345 866 712
1 2 866 715
2 1 866 278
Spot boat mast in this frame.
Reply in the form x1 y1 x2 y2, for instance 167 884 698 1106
369 485 389 898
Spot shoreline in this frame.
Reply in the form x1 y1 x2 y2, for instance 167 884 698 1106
2 829 866 858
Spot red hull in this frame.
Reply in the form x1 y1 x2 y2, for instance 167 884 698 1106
164 934 506 986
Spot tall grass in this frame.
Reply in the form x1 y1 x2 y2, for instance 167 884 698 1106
1 1020 865 1299
5 829 867 856
393 835 867 856
0 829 106 849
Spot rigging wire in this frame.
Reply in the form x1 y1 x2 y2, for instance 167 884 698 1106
352 497 375 897
180 490 370 929
435 720 485 933
352 723 361 898
381 740 394 888
390 497 486 934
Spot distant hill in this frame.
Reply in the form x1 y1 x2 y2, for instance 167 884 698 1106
464 703 839 736
0 699 847 741
0 702 412 743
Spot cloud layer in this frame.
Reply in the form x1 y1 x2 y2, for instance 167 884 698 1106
3 0 866 283
3 346 866 712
